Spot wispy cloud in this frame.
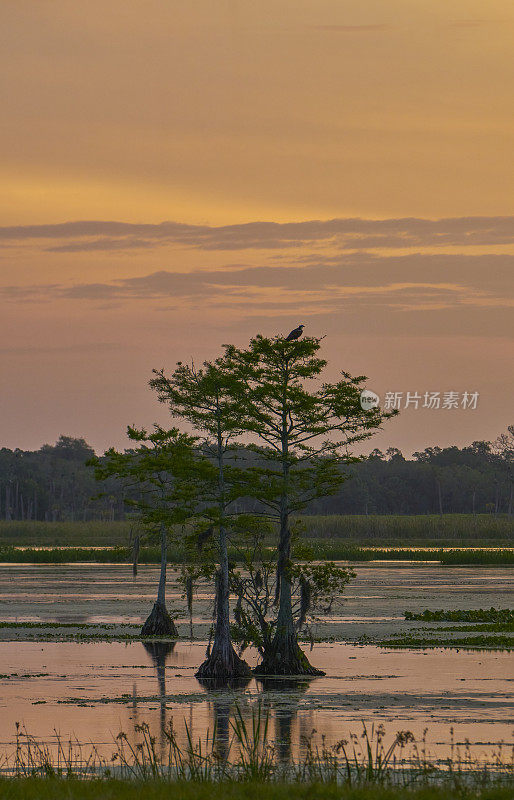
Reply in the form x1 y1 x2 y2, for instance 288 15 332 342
2 216 514 253
2 253 512 316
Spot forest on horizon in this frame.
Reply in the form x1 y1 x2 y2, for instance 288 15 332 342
1 427 513 522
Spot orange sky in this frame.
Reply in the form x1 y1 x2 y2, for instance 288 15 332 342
1 1 513 454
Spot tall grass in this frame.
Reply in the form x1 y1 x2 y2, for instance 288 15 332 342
1 515 513 550
404 609 514 623
0 520 132 546
2 782 514 800
0 544 513 564
0 545 186 564
299 514 514 546
306 544 514 565
3 713 513 789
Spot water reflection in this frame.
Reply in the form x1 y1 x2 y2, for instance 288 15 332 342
142 640 176 756
256 677 312 767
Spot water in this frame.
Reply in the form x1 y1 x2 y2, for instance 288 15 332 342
0 563 512 765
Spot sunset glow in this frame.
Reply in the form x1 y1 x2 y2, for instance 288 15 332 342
1 0 513 453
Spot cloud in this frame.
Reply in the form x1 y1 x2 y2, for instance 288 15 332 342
2 254 513 316
2 216 514 253
47 238 156 253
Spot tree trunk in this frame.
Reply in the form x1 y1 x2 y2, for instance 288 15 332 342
141 524 178 638
5 485 11 521
196 527 252 688
254 513 323 677
132 534 140 577
437 479 443 516
196 410 251 688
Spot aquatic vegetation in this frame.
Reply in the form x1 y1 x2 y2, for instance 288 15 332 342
300 514 514 546
3 514 514 549
0 520 132 547
380 635 513 650
426 624 514 633
2 715 513 792
1 544 513 565
405 609 514 623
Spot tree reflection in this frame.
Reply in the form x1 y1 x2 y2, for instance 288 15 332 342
256 676 312 767
142 640 176 756
201 675 251 764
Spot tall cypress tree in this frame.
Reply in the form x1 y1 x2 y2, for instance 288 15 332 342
150 360 252 686
223 334 395 675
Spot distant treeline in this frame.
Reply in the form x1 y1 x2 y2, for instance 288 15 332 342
0 429 513 521
0 437 124 522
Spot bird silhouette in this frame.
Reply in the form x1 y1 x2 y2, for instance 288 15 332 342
285 324 305 341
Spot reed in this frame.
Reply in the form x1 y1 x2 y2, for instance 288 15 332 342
1 514 513 550
299 514 514 546
405 609 514 623
1 544 513 565
2 714 513 791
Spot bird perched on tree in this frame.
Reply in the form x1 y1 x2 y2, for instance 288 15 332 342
285 324 305 341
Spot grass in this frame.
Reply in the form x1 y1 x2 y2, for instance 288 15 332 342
2 782 514 800
404 609 514 623
380 634 514 650
375 635 514 651
306 545 514 564
0 546 185 564
1 515 513 550
300 514 514 546
1 544 513 565
0 521 131 547
1 716 512 794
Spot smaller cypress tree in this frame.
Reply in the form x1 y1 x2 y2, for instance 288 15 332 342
91 425 200 637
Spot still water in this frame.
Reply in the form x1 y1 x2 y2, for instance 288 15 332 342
0 563 512 765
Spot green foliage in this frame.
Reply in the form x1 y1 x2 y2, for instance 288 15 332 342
1 543 512 565
405 608 514 622
89 426 204 534
222 335 396 519
301 544 514 564
229 522 355 655
0 545 132 563
382 634 513 650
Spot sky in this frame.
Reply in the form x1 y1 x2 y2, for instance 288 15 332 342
1 0 513 455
